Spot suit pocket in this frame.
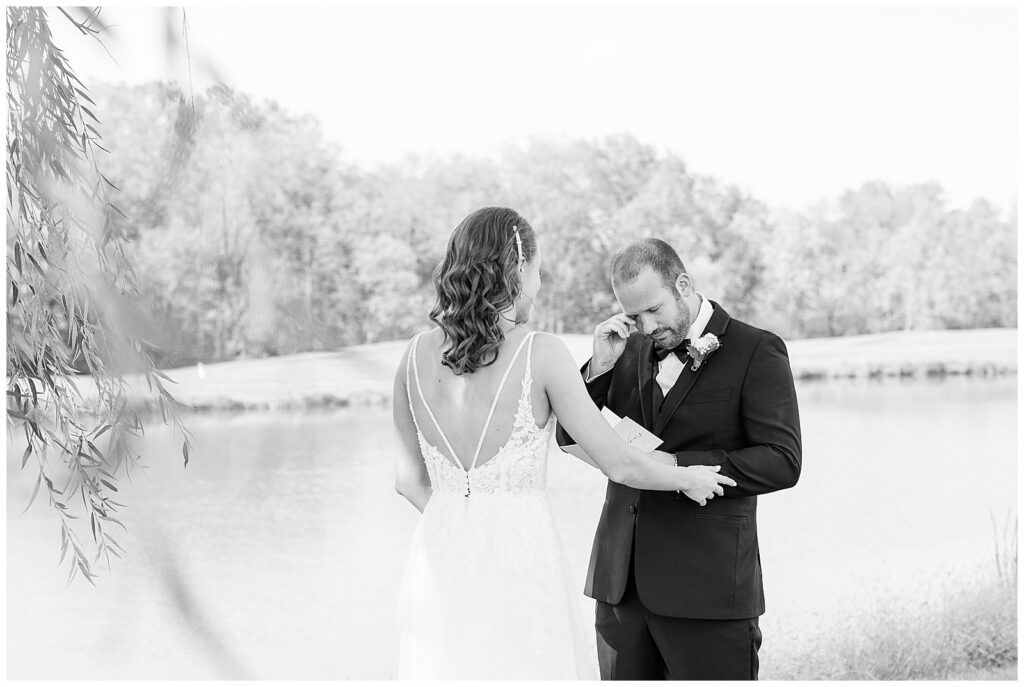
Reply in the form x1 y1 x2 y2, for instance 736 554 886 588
690 388 733 404
695 513 748 524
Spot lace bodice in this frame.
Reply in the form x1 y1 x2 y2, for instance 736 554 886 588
406 332 553 497
398 331 598 679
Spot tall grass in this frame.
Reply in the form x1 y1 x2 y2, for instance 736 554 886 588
766 513 1017 680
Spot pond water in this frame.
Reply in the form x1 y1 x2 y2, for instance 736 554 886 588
6 376 1017 679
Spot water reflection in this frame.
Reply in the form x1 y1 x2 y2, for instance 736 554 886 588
6 378 1016 679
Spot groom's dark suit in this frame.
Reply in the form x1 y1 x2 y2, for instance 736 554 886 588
556 301 801 680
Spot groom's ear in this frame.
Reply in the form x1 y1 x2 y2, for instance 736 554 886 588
674 273 692 298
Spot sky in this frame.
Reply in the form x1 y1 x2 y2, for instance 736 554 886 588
48 3 1018 210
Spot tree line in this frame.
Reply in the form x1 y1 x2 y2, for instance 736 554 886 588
41 81 1018 369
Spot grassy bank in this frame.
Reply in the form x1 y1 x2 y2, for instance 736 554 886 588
946 663 1017 680
764 517 1018 681
763 563 1017 680
782 328 1017 381
75 327 1015 414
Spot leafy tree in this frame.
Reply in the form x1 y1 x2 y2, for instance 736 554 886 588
6 8 193 583
64 80 1017 373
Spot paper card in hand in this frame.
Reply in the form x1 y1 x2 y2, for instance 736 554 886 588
563 408 663 463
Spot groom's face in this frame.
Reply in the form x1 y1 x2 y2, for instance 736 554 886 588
614 267 692 350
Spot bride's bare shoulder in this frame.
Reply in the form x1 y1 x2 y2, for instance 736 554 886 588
398 328 443 370
530 331 568 351
408 327 445 350
529 332 578 373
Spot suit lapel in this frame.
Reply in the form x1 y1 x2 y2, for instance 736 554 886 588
653 301 732 435
636 336 656 430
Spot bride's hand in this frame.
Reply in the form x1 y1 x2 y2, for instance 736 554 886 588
678 465 737 506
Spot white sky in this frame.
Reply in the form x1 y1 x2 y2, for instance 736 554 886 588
47 3 1018 210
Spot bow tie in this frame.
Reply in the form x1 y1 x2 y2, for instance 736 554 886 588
653 339 691 363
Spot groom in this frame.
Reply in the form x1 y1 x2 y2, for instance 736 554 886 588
556 238 802 680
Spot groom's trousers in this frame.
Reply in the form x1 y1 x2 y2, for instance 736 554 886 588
595 551 762 680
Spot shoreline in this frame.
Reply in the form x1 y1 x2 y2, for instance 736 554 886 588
66 327 1015 415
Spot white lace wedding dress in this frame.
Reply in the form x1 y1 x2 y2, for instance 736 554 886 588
397 331 598 679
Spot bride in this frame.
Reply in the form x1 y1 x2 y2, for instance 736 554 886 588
391 207 733 679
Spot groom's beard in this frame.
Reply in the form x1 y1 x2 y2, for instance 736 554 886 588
651 302 691 350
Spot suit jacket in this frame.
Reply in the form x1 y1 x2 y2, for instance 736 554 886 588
556 301 801 619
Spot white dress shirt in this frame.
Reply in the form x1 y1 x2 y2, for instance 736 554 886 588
654 293 714 396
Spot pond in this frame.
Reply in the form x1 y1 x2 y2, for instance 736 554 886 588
6 376 1017 679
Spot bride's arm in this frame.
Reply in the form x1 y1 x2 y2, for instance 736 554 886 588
534 334 735 494
561 433 675 471
392 343 432 512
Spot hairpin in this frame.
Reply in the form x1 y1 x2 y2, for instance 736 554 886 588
512 224 524 267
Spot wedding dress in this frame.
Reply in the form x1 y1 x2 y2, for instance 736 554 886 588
397 331 598 679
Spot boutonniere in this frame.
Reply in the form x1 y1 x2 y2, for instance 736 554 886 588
686 333 721 372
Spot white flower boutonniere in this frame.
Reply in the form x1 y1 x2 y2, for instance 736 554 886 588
686 333 721 372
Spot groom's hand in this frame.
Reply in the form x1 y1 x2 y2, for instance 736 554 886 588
591 313 635 377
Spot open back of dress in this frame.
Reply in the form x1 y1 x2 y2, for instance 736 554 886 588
396 331 598 679
406 331 551 498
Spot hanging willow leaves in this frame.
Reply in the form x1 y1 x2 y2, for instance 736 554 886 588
6 7 196 582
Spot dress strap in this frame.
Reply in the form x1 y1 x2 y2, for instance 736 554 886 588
405 334 425 437
468 332 533 470
516 331 539 409
524 331 537 383
409 333 462 467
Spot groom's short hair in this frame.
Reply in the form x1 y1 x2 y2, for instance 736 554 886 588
610 238 687 289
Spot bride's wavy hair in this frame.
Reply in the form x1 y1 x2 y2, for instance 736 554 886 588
429 207 537 376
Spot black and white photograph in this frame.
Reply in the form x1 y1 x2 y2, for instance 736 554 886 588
5 2 1018 681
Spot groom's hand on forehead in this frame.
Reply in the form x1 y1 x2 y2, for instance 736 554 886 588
605 313 635 340
591 313 636 376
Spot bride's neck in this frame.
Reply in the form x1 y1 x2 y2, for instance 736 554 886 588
497 307 522 334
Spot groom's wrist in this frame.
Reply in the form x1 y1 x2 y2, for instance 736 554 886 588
584 361 614 383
